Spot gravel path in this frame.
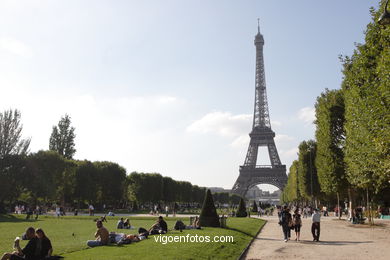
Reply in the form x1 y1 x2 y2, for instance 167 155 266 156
244 215 390 260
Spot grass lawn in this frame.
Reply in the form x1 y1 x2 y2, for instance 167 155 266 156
0 214 265 260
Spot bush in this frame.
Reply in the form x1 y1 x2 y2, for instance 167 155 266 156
199 189 220 227
236 198 247 217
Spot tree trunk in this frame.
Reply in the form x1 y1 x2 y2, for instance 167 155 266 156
337 192 341 220
366 188 373 225
348 187 353 222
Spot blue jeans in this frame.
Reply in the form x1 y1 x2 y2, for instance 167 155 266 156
87 240 104 247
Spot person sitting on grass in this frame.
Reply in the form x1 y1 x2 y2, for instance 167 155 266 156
87 220 109 247
1 227 37 260
123 219 131 229
191 216 201 229
148 216 168 235
35 229 53 259
117 218 125 229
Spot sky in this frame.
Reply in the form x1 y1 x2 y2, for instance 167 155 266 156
0 0 377 192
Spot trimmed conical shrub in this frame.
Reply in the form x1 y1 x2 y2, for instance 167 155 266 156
252 200 258 213
236 198 248 217
199 189 220 227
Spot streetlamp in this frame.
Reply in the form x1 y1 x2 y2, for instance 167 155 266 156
378 0 390 25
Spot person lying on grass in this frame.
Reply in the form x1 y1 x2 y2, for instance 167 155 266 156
148 216 168 235
87 220 109 247
109 231 148 245
1 227 38 260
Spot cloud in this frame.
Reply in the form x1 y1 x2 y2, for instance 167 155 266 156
271 120 282 127
275 134 294 142
0 37 33 58
187 111 251 138
297 107 315 125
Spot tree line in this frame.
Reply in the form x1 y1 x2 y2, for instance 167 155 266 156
0 110 218 212
281 1 390 222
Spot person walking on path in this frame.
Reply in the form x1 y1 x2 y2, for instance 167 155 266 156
293 209 302 241
311 208 321 242
279 206 292 242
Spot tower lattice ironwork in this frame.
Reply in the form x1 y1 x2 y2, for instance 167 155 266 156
232 22 287 197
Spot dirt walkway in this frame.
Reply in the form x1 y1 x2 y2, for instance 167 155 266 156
244 215 390 260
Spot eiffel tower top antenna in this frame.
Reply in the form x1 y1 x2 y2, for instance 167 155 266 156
257 18 260 33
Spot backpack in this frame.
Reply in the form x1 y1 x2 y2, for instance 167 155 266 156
294 214 302 225
174 220 186 230
281 211 291 225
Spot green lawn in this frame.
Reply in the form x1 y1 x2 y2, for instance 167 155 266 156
0 214 265 260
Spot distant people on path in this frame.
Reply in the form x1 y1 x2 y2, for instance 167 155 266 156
149 216 168 235
1 227 39 260
311 208 321 242
87 220 109 247
165 205 169 217
89 204 94 216
55 206 60 218
279 206 292 242
293 209 302 241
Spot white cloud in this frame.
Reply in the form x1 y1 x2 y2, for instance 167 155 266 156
230 134 249 148
297 107 315 125
275 134 294 142
187 111 251 138
0 37 33 58
271 120 282 127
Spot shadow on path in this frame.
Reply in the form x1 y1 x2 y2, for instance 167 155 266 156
254 236 373 246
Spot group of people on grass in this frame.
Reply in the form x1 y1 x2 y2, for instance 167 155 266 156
1 227 54 260
87 215 200 247
2 215 201 259
278 205 320 242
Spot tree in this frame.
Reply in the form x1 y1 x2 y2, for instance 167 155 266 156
0 109 30 212
281 160 300 204
236 197 247 217
315 89 347 218
49 114 76 159
297 140 321 205
0 109 30 158
199 189 220 227
341 1 390 223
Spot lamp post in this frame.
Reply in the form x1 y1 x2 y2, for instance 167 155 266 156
378 0 390 25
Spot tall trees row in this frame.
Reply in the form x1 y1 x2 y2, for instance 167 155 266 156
0 109 209 212
282 1 390 213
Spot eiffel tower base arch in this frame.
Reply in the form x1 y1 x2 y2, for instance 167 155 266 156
232 166 287 198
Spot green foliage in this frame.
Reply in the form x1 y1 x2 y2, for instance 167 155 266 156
236 198 247 217
297 140 321 200
281 160 300 203
127 172 206 205
315 89 348 196
341 1 390 193
49 114 76 159
0 109 30 158
199 189 220 227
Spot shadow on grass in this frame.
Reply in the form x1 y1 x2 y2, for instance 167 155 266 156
0 214 40 223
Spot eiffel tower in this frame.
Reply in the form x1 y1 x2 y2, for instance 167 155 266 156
232 21 287 197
